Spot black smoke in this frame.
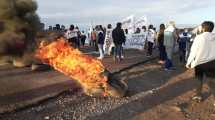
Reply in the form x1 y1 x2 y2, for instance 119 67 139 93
0 0 41 57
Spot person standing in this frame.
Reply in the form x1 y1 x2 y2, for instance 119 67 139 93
163 21 178 71
142 26 147 33
153 27 158 48
146 25 156 57
157 24 166 64
104 24 114 55
97 26 105 60
91 28 97 50
48 26 53 31
65 24 78 48
141 26 148 51
125 29 129 35
186 21 215 101
178 29 191 63
80 31 87 46
141 26 147 38
185 29 192 61
121 29 129 59
135 28 141 34
61 25 66 31
88 28 92 46
75 26 81 48
112 22 126 62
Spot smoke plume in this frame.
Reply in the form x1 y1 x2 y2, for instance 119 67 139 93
0 0 41 57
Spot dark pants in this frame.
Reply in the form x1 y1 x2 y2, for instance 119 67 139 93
76 38 80 48
179 49 186 63
81 38 86 46
165 47 174 70
165 58 173 69
91 40 97 50
68 37 77 48
159 45 166 61
179 42 186 63
111 47 115 55
95 42 98 51
147 42 153 56
121 46 124 57
195 60 215 96
89 40 92 46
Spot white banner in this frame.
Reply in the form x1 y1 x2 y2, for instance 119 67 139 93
124 33 147 50
122 15 148 34
122 15 135 34
135 16 147 29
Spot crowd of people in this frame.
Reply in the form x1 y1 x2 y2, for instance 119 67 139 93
155 21 215 103
186 21 215 102
49 21 215 103
63 23 126 61
88 21 215 103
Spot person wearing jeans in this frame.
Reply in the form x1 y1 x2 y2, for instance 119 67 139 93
164 21 178 70
97 26 105 60
112 22 126 62
165 46 174 69
114 44 122 60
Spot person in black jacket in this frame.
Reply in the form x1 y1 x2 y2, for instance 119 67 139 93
157 24 166 64
112 22 126 61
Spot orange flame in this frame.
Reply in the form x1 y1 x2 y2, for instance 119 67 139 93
35 38 109 96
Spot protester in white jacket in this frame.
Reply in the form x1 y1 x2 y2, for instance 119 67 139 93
104 24 114 55
146 25 156 57
186 21 215 101
186 27 215 68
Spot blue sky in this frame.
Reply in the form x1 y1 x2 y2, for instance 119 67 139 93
36 0 215 28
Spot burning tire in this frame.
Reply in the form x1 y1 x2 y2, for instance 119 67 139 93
36 38 128 98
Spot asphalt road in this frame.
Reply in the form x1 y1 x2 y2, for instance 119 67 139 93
2 56 211 120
